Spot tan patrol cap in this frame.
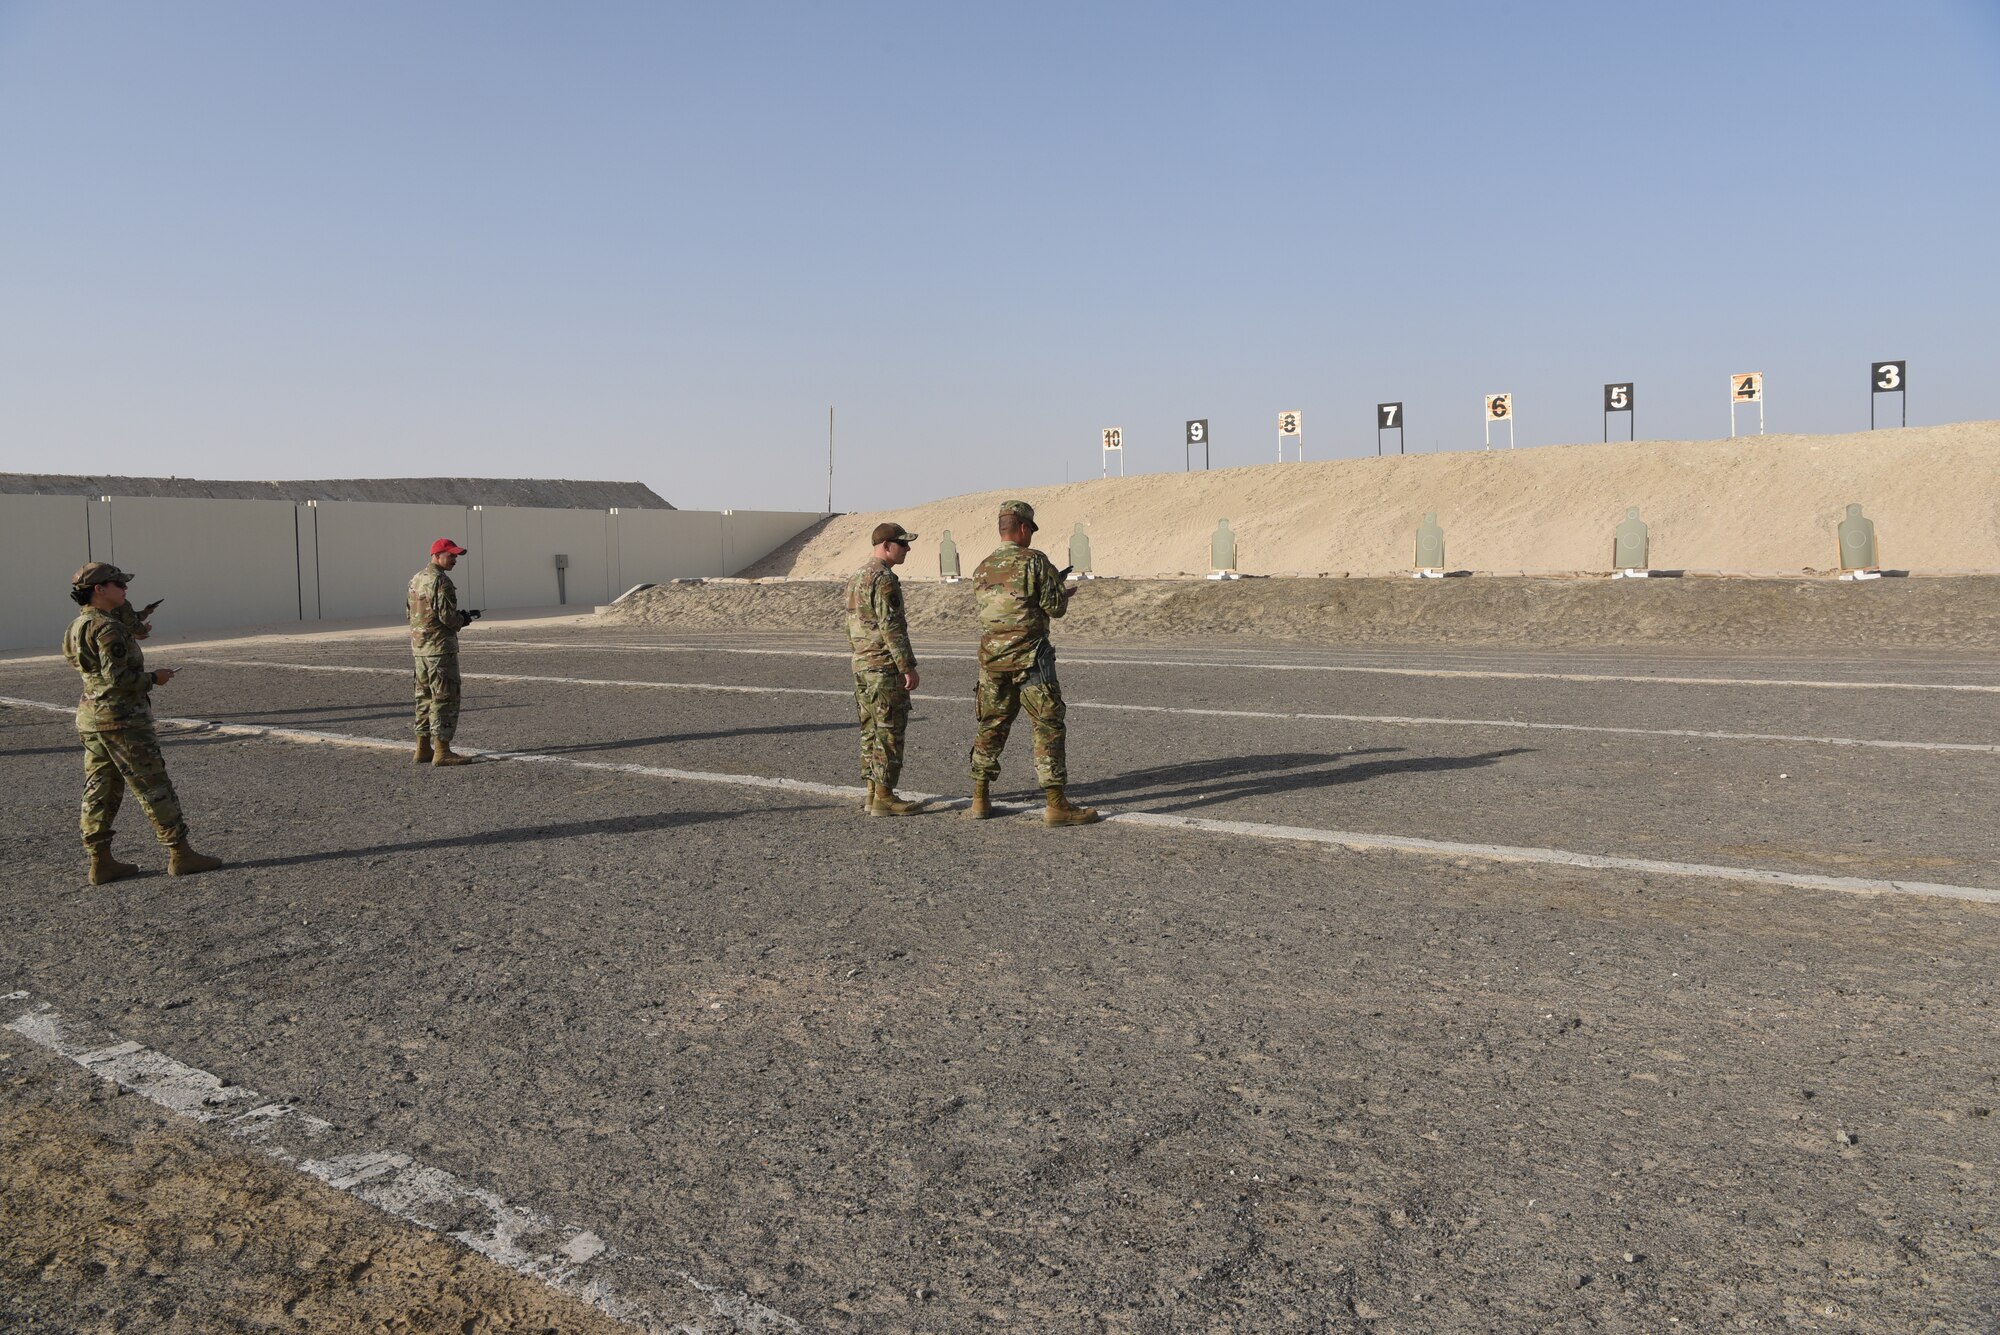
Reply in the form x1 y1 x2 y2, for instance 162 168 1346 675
999 499 1038 530
70 561 133 588
870 522 918 546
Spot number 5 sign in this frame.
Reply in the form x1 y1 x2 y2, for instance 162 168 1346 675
1729 372 1764 437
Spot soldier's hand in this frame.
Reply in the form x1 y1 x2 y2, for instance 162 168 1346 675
463 609 482 622
903 668 920 691
152 668 177 685
132 622 153 639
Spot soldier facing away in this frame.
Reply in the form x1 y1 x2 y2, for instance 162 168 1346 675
61 563 225 885
965 500 1100 827
408 538 481 766
846 522 925 816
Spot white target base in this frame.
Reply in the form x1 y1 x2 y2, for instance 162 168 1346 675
941 576 961 584
1412 569 1444 579
1613 569 1653 579
1839 570 1883 581
1206 571 1240 581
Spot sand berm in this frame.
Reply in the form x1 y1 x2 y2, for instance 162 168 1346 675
749 421 2000 579
610 422 2000 652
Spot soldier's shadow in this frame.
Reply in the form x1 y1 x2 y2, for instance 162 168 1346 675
233 806 811 871
1078 747 1533 813
511 719 852 757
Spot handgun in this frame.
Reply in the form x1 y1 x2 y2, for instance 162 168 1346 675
463 608 483 622
140 599 165 617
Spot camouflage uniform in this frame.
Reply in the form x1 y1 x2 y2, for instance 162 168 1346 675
969 543 1071 787
62 607 187 848
845 557 917 789
407 564 470 741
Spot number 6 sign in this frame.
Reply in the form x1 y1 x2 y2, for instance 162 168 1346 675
1483 394 1515 449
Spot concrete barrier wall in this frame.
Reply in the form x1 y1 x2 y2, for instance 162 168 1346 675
97 496 303 635
309 501 474 621
473 506 615 609
0 495 93 654
0 495 823 651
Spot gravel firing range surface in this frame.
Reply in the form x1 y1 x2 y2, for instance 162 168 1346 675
3 615 1998 1333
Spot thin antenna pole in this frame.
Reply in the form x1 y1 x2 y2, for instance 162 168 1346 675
826 406 834 513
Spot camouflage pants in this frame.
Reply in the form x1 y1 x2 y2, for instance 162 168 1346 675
853 670 911 789
79 725 186 848
968 667 1067 788
412 652 461 741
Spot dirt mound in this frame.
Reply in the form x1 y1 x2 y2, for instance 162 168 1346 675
744 421 2000 579
607 575 2000 652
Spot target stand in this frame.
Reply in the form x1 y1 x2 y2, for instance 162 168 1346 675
1376 402 1405 456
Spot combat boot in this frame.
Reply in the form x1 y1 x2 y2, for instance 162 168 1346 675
167 840 224 877
431 740 469 767
1043 787 1101 827
87 846 140 886
861 781 877 813
963 780 992 820
869 787 925 817
413 736 434 764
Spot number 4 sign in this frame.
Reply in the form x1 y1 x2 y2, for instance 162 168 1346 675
1729 372 1764 437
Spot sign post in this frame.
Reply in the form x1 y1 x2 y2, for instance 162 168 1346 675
1483 394 1515 449
1728 372 1764 437
1101 426 1124 478
1376 402 1405 456
1603 382 1634 441
1277 411 1302 462
1185 418 1208 471
1870 361 1906 429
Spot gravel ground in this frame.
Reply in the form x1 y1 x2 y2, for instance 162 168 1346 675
3 620 1998 1333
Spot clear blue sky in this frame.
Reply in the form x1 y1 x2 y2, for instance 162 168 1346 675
1 2 1994 511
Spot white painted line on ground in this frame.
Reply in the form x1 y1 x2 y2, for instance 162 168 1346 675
6 694 1996 905
186 660 2000 755
2 994 800 1334
463 641 2000 693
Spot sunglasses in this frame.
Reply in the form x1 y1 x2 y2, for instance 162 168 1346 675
108 580 130 589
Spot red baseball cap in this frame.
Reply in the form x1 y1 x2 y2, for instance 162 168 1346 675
431 538 468 556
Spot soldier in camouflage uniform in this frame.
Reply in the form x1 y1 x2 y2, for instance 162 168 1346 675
965 501 1100 826
846 522 926 816
408 538 481 765
61 563 225 885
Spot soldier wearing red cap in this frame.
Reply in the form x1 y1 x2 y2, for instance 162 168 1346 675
408 539 481 766
61 562 225 885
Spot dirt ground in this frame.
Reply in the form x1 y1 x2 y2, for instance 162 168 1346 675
4 606 1998 1333
611 574 2000 653
0 1046 634 1334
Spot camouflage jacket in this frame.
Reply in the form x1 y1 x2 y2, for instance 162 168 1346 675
972 544 1068 673
845 559 915 673
63 607 154 731
408 564 467 654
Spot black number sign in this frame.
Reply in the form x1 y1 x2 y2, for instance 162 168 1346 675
1186 419 1208 445
1376 402 1402 430
1604 382 1634 412
1871 361 1905 393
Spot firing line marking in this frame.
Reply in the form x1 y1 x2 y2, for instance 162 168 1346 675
4 694 1996 906
1 994 800 1334
461 641 2000 693
186 660 2000 755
